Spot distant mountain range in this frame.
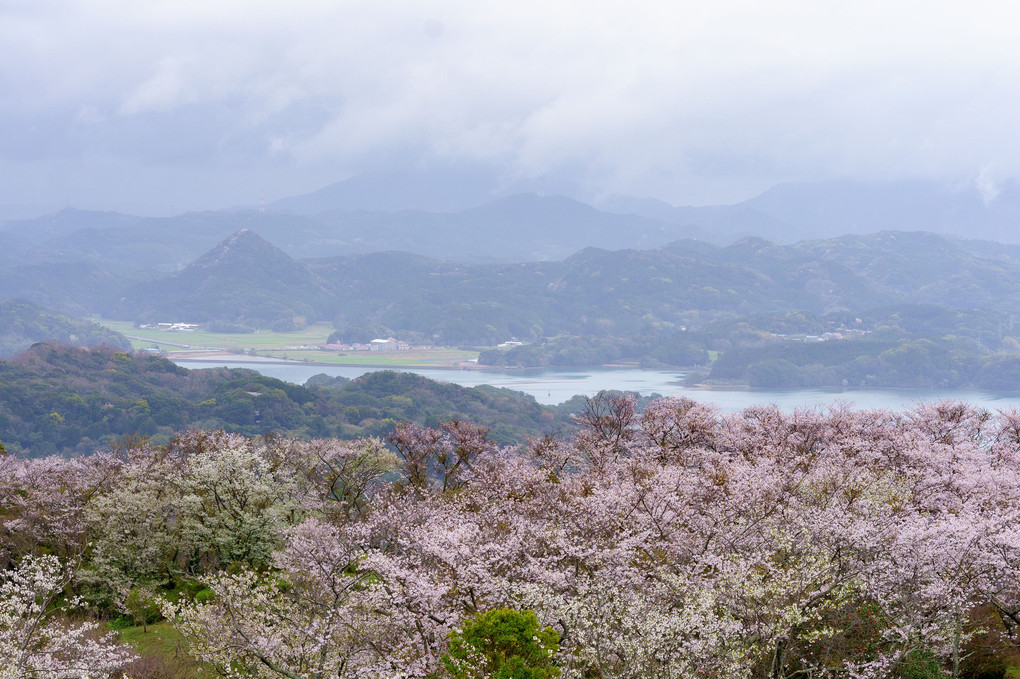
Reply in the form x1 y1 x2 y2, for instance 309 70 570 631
7 214 1020 394
5 168 1020 348
270 169 1020 244
1 225 1013 346
0 194 700 268
4 176 1020 276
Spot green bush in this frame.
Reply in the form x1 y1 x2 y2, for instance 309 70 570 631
443 608 560 679
896 649 942 679
194 588 215 604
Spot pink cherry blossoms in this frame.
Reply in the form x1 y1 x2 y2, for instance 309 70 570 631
2 397 1020 677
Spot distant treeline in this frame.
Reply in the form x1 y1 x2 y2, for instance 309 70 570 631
477 303 1020 389
478 333 710 369
710 339 1020 390
700 304 1020 389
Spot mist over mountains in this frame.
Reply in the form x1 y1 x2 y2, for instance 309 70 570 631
5 173 1020 379
269 169 1020 245
3 217 1020 348
5 173 1020 273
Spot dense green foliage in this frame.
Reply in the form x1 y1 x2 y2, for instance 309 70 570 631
703 305 1018 388
0 344 575 456
444 609 561 679
306 369 573 445
0 298 130 357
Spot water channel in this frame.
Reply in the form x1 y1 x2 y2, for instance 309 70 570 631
172 359 1020 413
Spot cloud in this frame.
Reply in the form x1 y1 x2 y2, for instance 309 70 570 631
4 0 1020 211
975 166 1000 205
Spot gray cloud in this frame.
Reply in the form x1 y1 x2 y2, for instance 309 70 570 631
3 0 1020 213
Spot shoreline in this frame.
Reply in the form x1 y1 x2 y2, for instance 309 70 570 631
168 351 696 376
164 353 1020 405
166 355 1020 396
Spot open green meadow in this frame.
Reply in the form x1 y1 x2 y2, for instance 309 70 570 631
98 320 479 367
112 621 211 678
99 320 335 351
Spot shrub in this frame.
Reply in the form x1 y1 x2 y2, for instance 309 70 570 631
443 608 560 679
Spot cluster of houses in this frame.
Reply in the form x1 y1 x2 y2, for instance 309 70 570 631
325 337 413 352
138 322 199 332
771 328 872 342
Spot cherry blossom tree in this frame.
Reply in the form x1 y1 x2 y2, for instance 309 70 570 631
5 401 1020 677
165 518 426 678
0 554 134 678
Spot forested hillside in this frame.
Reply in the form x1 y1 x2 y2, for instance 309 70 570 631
0 299 130 358
0 344 577 457
112 229 337 329
9 216 1020 338
50 227 1020 342
9 225 1020 388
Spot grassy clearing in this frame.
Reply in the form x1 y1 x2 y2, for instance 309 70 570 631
113 621 210 678
115 620 181 654
99 319 334 352
98 319 480 367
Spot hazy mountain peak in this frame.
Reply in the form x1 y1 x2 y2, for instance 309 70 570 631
465 192 599 216
1 207 141 244
116 229 332 326
270 164 505 214
728 236 777 250
191 229 291 270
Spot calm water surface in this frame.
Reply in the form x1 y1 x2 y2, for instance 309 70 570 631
172 360 1020 413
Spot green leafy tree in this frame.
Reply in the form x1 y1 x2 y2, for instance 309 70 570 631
443 609 560 679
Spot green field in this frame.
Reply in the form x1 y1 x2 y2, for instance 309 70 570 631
100 320 335 351
98 320 479 367
112 621 210 678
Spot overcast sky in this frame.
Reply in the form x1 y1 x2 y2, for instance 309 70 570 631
2 0 1019 215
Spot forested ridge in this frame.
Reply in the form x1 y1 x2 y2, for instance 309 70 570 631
0 344 581 457
3 396 1020 677
10 226 1020 344
10 225 1020 387
9 333 1020 460
0 298 130 358
104 229 1020 342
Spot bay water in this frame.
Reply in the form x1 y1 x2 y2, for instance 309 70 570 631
172 359 1020 413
